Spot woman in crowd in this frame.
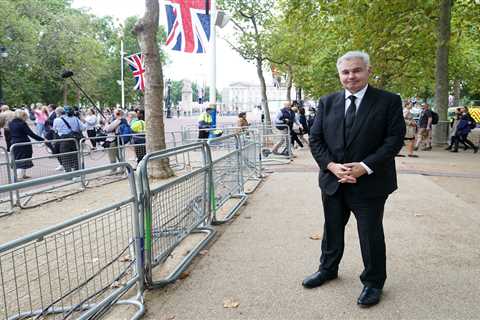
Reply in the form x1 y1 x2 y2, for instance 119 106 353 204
403 102 418 157
85 108 99 148
34 105 49 137
53 106 86 172
8 109 45 179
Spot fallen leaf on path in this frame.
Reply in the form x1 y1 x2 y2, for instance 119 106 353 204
244 216 252 219
166 316 176 320
309 234 322 240
223 298 240 308
414 214 424 217
199 250 209 255
179 271 190 279
119 255 131 262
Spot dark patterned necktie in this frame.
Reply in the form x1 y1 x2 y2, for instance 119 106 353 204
345 95 357 141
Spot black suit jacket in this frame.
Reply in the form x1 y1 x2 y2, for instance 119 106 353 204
309 86 406 199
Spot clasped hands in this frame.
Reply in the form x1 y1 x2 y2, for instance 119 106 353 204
327 162 367 184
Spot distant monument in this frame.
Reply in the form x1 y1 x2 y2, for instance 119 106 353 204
180 79 193 115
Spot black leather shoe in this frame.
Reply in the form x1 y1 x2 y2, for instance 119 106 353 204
302 271 337 289
357 286 382 307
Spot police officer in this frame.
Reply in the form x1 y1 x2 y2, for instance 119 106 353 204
198 107 214 139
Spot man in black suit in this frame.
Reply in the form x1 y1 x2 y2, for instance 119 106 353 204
303 51 405 307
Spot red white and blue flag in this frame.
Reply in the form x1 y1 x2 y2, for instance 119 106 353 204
125 53 145 91
164 0 211 54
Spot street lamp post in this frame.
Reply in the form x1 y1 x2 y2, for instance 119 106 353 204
166 79 172 118
0 46 8 104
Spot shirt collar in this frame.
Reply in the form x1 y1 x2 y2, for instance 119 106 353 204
345 84 368 101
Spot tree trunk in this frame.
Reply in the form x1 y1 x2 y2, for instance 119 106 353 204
256 57 271 125
286 65 293 102
432 0 452 145
134 0 174 179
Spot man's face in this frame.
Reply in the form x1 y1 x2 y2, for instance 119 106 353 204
338 58 371 93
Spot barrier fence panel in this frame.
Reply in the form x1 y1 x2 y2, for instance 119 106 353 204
207 134 248 224
0 147 13 216
0 163 144 320
137 143 216 288
238 134 263 194
79 136 129 189
10 139 84 209
256 124 292 165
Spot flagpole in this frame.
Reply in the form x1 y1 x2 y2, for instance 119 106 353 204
120 39 125 109
208 0 217 128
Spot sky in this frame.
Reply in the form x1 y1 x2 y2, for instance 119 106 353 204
72 0 264 90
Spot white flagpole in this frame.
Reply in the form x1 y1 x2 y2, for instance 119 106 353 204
120 39 125 109
208 0 217 106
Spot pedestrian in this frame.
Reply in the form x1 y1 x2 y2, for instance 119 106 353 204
53 106 86 173
104 109 128 172
8 109 45 179
33 105 49 137
403 102 418 157
236 111 249 132
131 109 146 163
445 108 462 151
198 106 214 139
85 108 99 148
305 51 405 307
0 105 16 151
306 107 316 134
451 112 479 153
414 103 433 151
272 101 295 155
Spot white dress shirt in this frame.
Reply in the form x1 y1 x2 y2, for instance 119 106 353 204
344 85 373 175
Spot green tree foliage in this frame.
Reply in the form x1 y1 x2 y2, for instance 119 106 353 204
0 0 167 108
269 0 480 103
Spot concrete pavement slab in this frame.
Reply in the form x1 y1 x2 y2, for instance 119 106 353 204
139 167 480 320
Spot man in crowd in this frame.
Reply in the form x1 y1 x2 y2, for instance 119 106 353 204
414 103 433 151
198 106 214 139
305 51 405 308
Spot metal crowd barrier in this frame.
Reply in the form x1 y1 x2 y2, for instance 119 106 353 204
256 124 292 165
0 147 14 216
10 139 84 209
137 143 216 288
238 132 263 194
207 134 248 224
0 163 144 320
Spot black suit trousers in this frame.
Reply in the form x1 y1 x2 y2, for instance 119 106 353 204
320 185 387 289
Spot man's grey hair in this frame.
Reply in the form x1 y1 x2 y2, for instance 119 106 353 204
337 51 370 70
55 106 64 116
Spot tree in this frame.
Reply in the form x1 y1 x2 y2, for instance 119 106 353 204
134 0 174 179
220 0 275 125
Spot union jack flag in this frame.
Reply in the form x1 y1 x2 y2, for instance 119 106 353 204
164 0 211 54
125 53 145 91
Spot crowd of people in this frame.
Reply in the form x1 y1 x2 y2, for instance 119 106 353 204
402 101 478 157
0 103 146 179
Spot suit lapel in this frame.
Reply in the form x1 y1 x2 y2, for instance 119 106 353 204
332 91 346 148
346 86 377 148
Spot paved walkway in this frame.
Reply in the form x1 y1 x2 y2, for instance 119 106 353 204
139 146 480 320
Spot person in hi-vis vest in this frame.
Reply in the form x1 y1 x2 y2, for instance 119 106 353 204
198 107 214 139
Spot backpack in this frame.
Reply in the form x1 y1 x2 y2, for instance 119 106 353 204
431 111 439 125
118 119 132 144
